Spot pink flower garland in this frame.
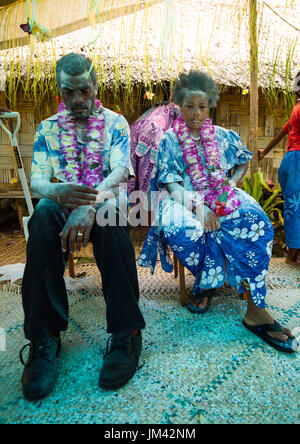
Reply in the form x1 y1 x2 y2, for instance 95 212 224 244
173 115 241 216
57 99 105 188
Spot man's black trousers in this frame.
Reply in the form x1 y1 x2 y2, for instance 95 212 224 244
22 198 146 341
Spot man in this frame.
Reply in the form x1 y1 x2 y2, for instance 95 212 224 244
20 53 145 401
258 70 300 265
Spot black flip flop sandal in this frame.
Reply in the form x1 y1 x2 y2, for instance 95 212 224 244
186 290 214 315
242 320 298 353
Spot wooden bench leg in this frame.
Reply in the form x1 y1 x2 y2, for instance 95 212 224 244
174 255 187 305
173 254 178 278
178 261 187 306
13 199 28 231
68 253 75 278
240 291 248 301
147 210 153 227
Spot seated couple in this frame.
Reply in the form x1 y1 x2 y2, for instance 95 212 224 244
17 53 297 404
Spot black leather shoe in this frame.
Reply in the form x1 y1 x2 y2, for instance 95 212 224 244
20 336 61 401
99 331 142 390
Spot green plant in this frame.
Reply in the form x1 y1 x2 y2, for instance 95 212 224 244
243 172 284 226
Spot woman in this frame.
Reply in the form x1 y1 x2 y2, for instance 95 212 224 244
138 71 297 353
128 101 180 195
259 71 300 265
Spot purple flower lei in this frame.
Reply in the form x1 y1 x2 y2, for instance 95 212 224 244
173 115 241 216
57 99 105 188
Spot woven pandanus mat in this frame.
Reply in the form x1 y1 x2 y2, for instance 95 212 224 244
1 256 300 424
1 228 300 424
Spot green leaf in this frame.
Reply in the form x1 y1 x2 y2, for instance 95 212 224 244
243 176 252 195
262 188 282 211
252 172 263 203
259 174 273 193
218 191 229 203
272 208 284 226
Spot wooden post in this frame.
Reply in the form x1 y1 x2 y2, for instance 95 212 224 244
68 253 76 279
178 261 187 306
249 0 259 185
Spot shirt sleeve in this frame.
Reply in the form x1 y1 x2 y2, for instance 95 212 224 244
109 114 132 174
288 104 300 132
30 123 54 182
220 128 253 170
156 132 185 188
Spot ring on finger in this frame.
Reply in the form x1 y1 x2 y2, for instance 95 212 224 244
77 231 83 237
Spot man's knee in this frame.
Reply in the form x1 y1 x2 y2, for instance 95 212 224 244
28 198 66 239
33 198 62 218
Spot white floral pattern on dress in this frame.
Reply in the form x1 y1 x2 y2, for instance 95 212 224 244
201 266 224 287
186 252 200 266
248 221 265 242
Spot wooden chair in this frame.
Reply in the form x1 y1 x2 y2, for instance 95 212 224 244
173 254 248 305
67 234 189 307
68 253 76 279
173 254 188 306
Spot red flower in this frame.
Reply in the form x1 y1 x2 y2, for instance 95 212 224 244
215 201 226 217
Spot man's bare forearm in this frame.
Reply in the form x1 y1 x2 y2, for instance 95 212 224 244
96 166 129 193
31 178 55 200
263 129 286 156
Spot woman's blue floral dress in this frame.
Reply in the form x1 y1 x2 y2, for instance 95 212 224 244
137 126 274 308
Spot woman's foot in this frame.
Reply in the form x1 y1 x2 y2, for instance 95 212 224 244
244 307 292 342
242 287 293 342
286 258 299 265
188 295 209 310
186 290 214 314
286 248 300 265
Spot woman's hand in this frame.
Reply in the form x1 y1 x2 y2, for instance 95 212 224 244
60 205 96 253
204 206 221 233
50 183 98 209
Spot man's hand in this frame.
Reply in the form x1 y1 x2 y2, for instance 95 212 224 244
60 205 96 253
0 108 12 115
258 149 265 161
50 183 98 209
204 206 221 233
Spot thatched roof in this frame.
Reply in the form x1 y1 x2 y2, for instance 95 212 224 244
0 0 162 49
0 0 18 6
0 0 299 94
